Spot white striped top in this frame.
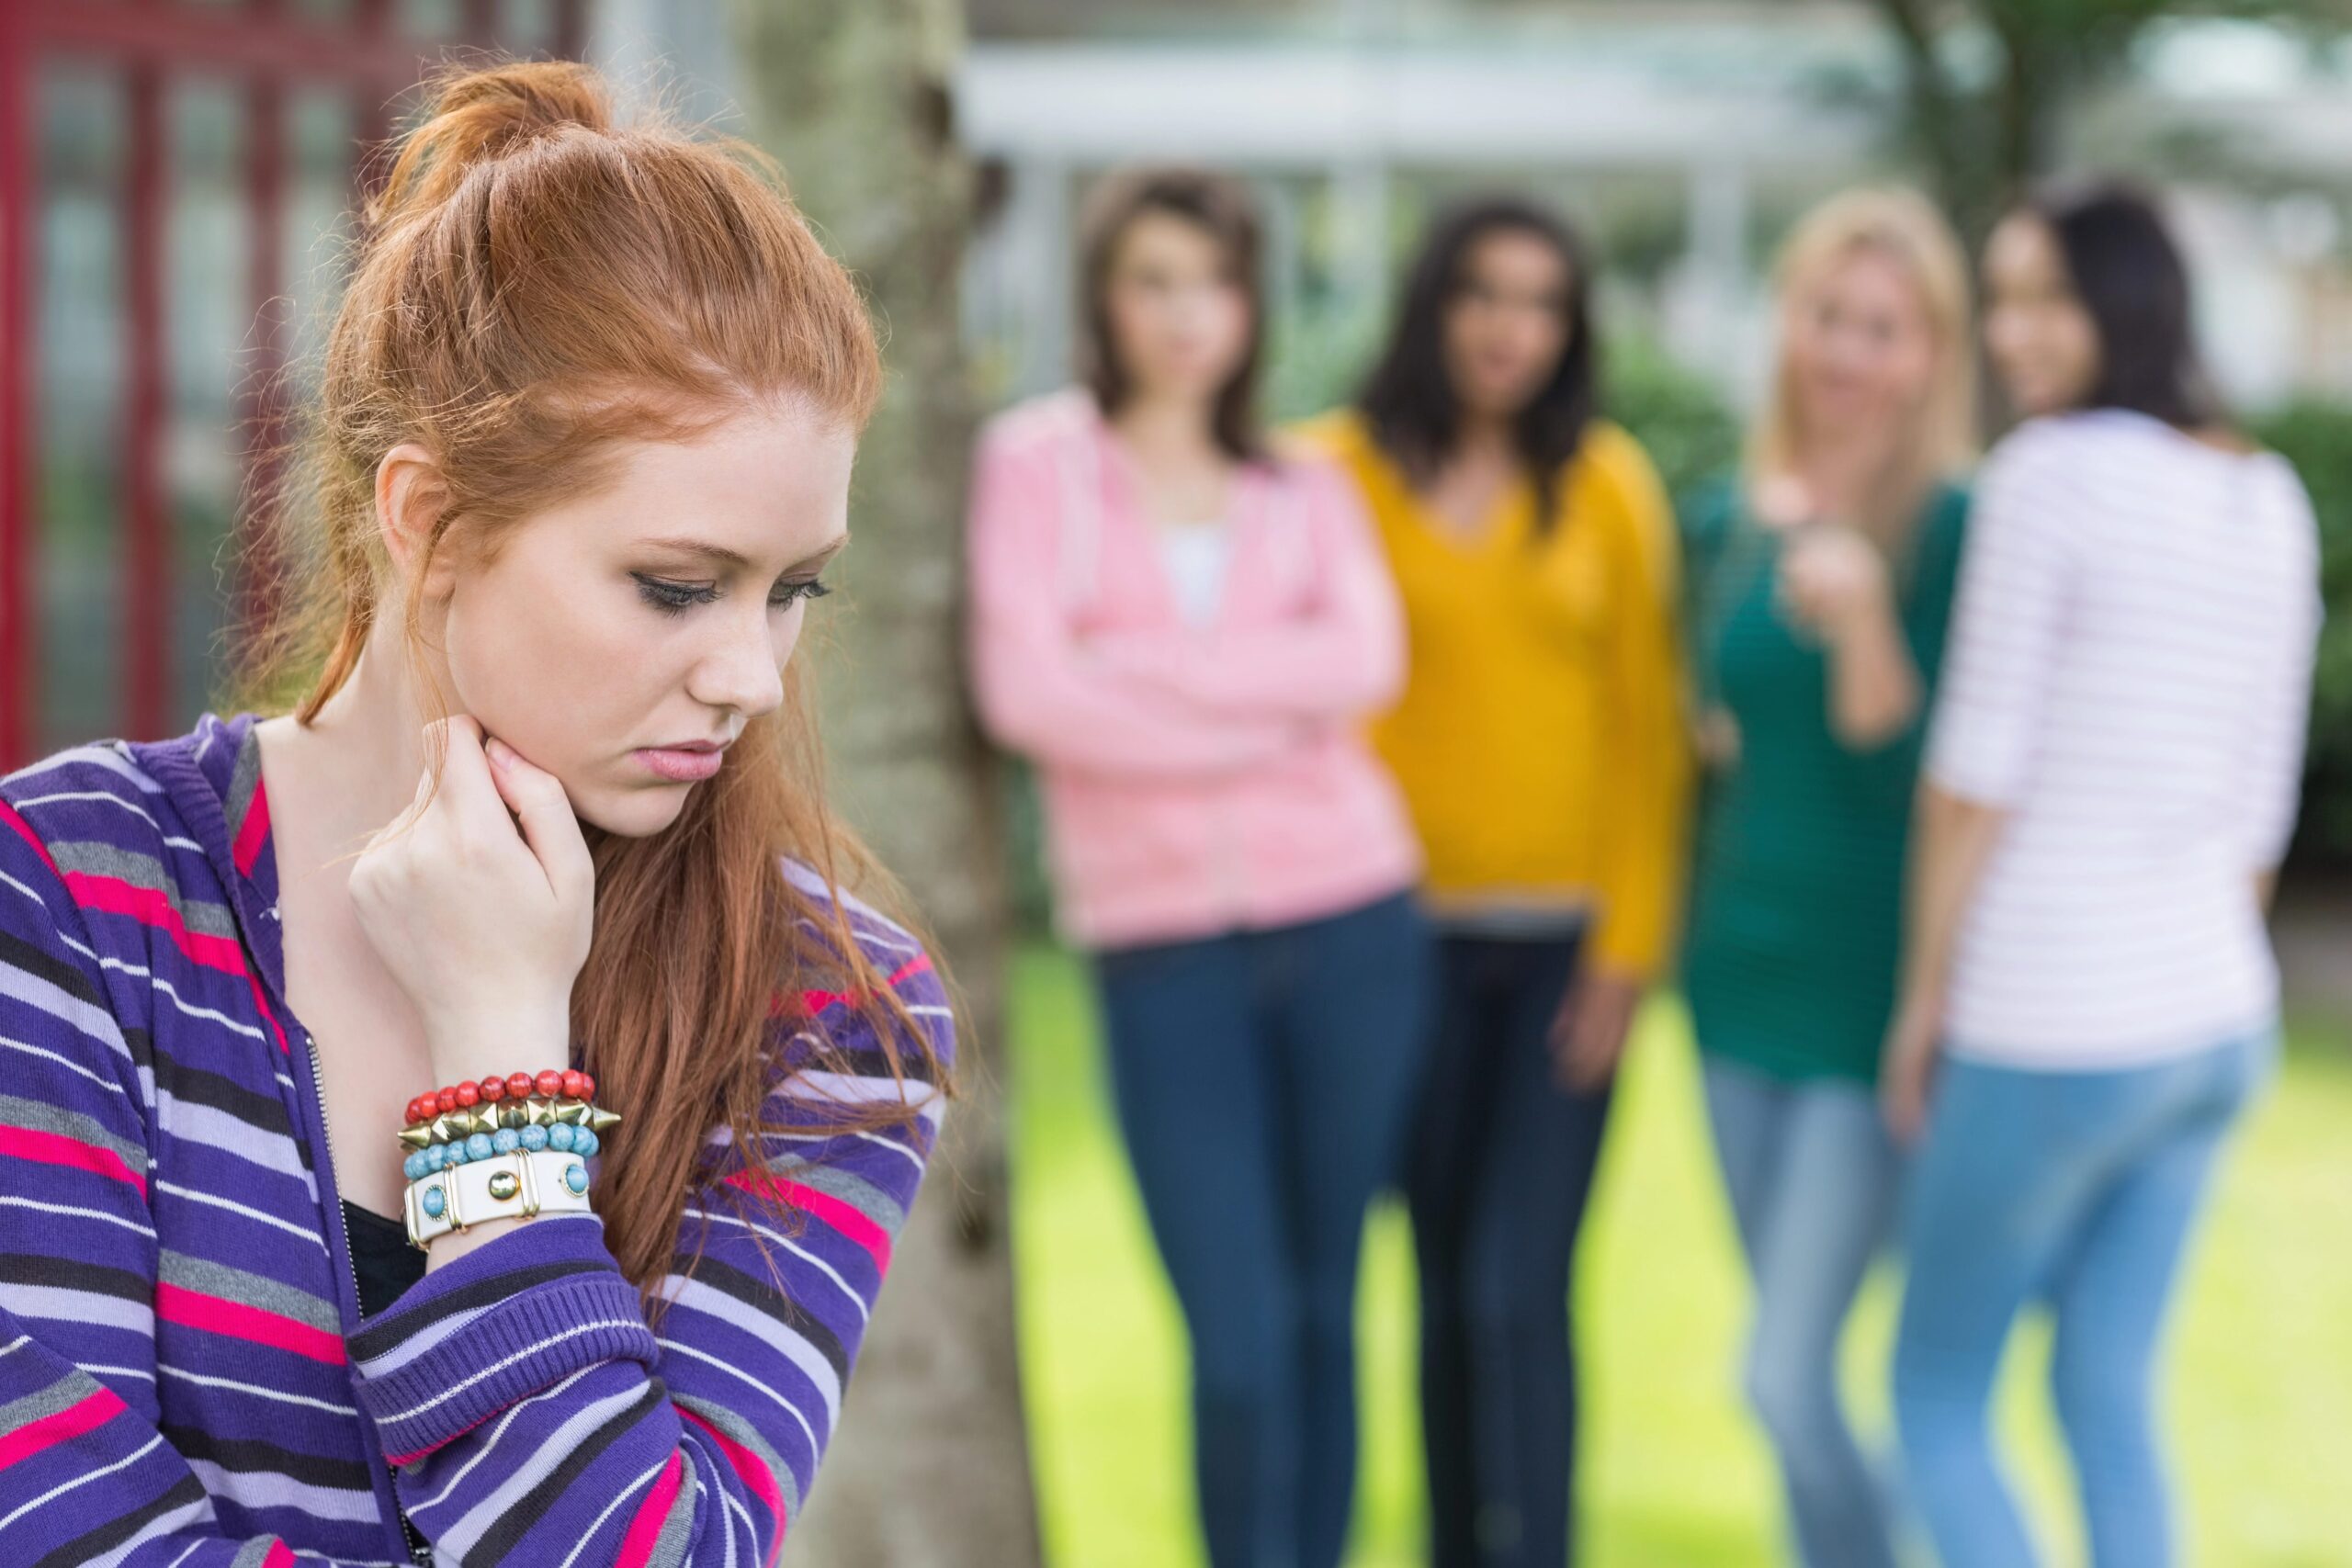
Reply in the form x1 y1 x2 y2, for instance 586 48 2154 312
1927 411 2322 1068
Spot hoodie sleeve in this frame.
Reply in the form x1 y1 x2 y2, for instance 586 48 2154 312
345 901 951 1566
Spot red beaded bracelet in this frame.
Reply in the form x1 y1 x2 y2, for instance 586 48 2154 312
404 1069 596 1127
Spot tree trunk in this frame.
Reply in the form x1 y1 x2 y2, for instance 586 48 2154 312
731 5 1044 1564
1986 3 2056 213
1876 0 1980 229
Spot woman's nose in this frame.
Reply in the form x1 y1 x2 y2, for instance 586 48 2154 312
688 608 786 719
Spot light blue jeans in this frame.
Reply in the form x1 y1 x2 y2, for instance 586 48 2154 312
1703 1056 1905 1568
1892 1032 2275 1568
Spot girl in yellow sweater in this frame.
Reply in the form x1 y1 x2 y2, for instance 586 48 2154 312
1301 197 1689 1568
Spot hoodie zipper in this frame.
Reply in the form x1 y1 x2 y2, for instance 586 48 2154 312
139 728 430 1565
304 1030 433 1568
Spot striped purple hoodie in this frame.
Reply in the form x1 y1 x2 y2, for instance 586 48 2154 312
0 712 950 1567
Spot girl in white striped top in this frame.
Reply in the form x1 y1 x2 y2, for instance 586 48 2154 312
1883 184 2321 1568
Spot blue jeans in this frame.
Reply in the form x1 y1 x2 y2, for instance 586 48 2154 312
1893 1032 2274 1568
1702 1057 1904 1568
1407 931 1612 1568
1094 892 1432 1568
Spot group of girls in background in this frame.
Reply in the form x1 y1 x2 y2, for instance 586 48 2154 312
967 161 2321 1568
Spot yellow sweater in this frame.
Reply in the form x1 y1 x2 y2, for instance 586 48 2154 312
1298 413 1691 976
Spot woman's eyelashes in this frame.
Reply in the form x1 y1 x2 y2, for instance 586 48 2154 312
775 578 832 610
631 572 831 618
631 574 717 615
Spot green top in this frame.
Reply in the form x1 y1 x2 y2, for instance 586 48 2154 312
1678 478 1970 1085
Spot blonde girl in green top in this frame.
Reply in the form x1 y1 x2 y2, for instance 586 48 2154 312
1679 188 1976 1568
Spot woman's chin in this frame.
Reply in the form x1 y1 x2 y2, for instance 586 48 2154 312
572 782 695 840
1998 369 2075 419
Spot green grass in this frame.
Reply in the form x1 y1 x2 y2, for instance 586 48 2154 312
1008 944 2352 1567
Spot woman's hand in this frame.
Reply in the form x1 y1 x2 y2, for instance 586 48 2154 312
1551 968 1643 1092
1750 473 1815 533
349 716 595 1086
1693 705 1742 771
1778 524 1895 645
1880 987 1945 1144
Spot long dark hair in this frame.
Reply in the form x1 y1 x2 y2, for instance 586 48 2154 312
1357 197 1599 533
1077 165 1266 460
2024 180 2221 430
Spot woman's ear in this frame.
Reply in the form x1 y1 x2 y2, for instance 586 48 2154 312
375 444 458 600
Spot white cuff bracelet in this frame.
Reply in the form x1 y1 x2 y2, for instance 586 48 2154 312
404 1148 594 1249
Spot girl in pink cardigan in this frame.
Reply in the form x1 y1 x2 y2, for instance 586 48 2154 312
967 168 1427 1568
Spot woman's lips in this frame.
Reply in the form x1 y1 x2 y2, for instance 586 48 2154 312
635 746 724 783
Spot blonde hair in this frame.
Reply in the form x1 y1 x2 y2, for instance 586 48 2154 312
1748 186 1975 540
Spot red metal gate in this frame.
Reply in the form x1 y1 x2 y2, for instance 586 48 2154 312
0 0 584 769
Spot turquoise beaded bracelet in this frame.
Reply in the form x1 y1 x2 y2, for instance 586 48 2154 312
401 1119 602 1182
394 1095 619 1182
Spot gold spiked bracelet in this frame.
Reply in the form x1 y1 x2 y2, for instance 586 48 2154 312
396 1096 622 1149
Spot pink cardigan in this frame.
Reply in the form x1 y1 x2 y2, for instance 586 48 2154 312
967 389 1422 949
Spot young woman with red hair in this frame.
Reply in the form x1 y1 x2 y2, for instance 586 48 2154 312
0 61 949 1567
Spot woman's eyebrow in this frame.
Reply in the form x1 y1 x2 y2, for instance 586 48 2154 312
639 536 753 570
638 535 848 572
788 536 851 572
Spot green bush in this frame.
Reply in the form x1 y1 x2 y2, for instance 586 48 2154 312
2248 400 2352 865
1002 759 1057 937
1606 334 1744 507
